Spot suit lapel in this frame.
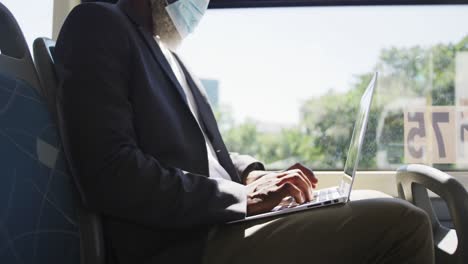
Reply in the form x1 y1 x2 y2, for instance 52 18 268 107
137 28 189 105
118 1 189 105
173 54 241 183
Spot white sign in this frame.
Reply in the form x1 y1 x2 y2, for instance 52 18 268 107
405 107 468 165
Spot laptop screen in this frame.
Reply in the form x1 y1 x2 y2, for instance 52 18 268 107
343 73 377 178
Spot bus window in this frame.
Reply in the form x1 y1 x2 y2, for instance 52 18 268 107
179 5 468 176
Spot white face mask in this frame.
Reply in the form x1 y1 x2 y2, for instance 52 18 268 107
165 0 209 39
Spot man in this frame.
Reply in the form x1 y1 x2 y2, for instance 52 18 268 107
54 0 435 263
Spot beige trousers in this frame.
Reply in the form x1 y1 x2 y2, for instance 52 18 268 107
203 191 434 264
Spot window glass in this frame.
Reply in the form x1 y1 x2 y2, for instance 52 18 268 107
2 0 54 52
180 5 468 171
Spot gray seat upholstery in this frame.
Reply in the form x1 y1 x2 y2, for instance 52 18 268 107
33 37 106 264
0 3 80 263
397 164 468 264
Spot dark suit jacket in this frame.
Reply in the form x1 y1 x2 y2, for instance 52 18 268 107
55 1 263 263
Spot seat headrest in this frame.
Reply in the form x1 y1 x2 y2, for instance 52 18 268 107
0 2 28 59
0 3 40 92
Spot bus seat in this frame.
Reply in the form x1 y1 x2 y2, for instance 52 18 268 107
0 2 80 264
33 37 106 264
0 3 40 92
33 38 58 120
397 164 468 264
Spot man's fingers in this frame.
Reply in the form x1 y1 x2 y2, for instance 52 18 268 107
281 169 311 185
246 171 314 215
279 171 313 201
279 183 305 204
290 169 313 189
288 163 318 184
277 177 311 203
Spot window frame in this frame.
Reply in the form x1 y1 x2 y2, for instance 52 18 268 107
82 0 468 8
208 0 468 8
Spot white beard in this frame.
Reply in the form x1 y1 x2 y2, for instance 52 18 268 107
149 0 183 51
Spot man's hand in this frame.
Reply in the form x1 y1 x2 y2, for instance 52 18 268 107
246 164 318 216
286 163 318 188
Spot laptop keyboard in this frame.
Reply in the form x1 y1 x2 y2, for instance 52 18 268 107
316 188 335 202
272 188 341 212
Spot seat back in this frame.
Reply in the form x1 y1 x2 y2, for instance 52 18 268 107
33 37 106 264
0 3 40 91
397 164 468 264
33 38 58 119
0 3 80 263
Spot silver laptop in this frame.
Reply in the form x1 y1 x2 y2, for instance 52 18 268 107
230 72 378 223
